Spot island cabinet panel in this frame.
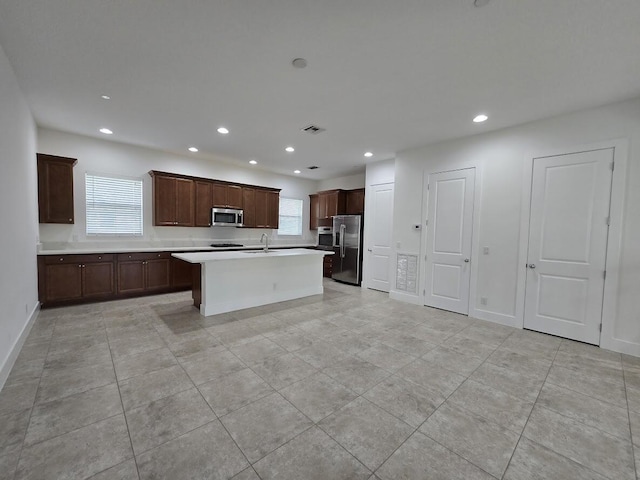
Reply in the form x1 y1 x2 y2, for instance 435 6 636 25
152 174 194 226
309 194 319 230
194 181 213 227
213 183 243 209
171 257 193 289
242 187 256 228
37 153 77 224
345 188 365 215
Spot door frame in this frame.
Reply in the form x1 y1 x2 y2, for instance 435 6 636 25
515 139 629 352
420 166 482 318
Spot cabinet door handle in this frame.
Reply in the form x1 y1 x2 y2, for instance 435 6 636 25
68 219 72 222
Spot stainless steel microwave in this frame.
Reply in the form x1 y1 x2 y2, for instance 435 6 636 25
211 208 243 227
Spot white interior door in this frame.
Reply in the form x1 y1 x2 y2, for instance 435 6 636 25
524 148 613 345
366 183 394 292
424 168 475 314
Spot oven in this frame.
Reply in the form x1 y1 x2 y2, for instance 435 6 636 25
317 226 333 250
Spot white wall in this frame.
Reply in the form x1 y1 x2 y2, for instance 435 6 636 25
37 129 320 248
0 45 39 388
317 172 365 191
392 97 640 354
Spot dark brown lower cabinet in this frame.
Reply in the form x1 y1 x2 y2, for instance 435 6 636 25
38 251 191 307
45 263 83 301
323 255 333 278
82 262 116 298
116 253 171 295
39 254 116 304
171 257 193 289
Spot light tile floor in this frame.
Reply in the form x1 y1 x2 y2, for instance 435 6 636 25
1 280 638 479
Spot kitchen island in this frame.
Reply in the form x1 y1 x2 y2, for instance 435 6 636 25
172 248 333 316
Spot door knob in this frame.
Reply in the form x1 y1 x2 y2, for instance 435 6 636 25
367 249 372 252
464 258 470 263
527 263 536 269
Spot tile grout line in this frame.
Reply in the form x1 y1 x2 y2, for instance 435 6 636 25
621 359 638 480
496 335 562 479
155 324 262 479
368 325 518 479
105 314 144 480
9 312 57 480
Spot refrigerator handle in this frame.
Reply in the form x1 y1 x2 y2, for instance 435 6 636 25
340 224 346 258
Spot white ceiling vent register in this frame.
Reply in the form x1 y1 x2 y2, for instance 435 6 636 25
396 253 418 294
302 125 326 135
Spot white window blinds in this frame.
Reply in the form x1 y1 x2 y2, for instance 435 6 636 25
278 198 303 236
85 173 143 236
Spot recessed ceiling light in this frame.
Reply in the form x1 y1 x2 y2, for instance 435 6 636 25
294 170 301 174
364 152 373 158
285 146 295 153
473 114 488 123
249 160 257 165
101 95 111 100
292 58 307 69
188 147 198 153
217 127 229 134
99 128 113 135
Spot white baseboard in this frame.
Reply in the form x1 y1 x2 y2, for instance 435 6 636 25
471 308 519 328
0 302 40 391
600 336 640 357
389 290 423 306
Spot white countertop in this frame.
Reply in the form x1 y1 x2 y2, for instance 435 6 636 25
37 243 317 255
173 248 333 263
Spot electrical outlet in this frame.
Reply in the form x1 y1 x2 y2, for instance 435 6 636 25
480 297 488 306
483 246 490 255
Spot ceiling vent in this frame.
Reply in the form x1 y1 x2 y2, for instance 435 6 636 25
302 125 325 135
307 166 319 170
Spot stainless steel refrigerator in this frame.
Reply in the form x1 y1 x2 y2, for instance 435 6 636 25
332 215 363 285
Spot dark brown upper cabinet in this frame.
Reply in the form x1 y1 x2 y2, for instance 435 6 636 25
242 187 256 228
150 171 279 229
346 188 365 215
254 189 280 229
317 189 346 220
213 182 243 209
37 153 77 224
309 194 319 230
194 181 213 227
151 172 195 226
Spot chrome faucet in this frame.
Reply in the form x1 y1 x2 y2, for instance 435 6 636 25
260 233 270 252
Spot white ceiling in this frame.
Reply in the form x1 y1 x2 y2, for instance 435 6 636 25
1 0 639 180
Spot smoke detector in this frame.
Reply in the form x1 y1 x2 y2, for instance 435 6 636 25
302 124 326 135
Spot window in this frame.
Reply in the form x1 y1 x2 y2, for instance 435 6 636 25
85 173 143 236
278 197 303 236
